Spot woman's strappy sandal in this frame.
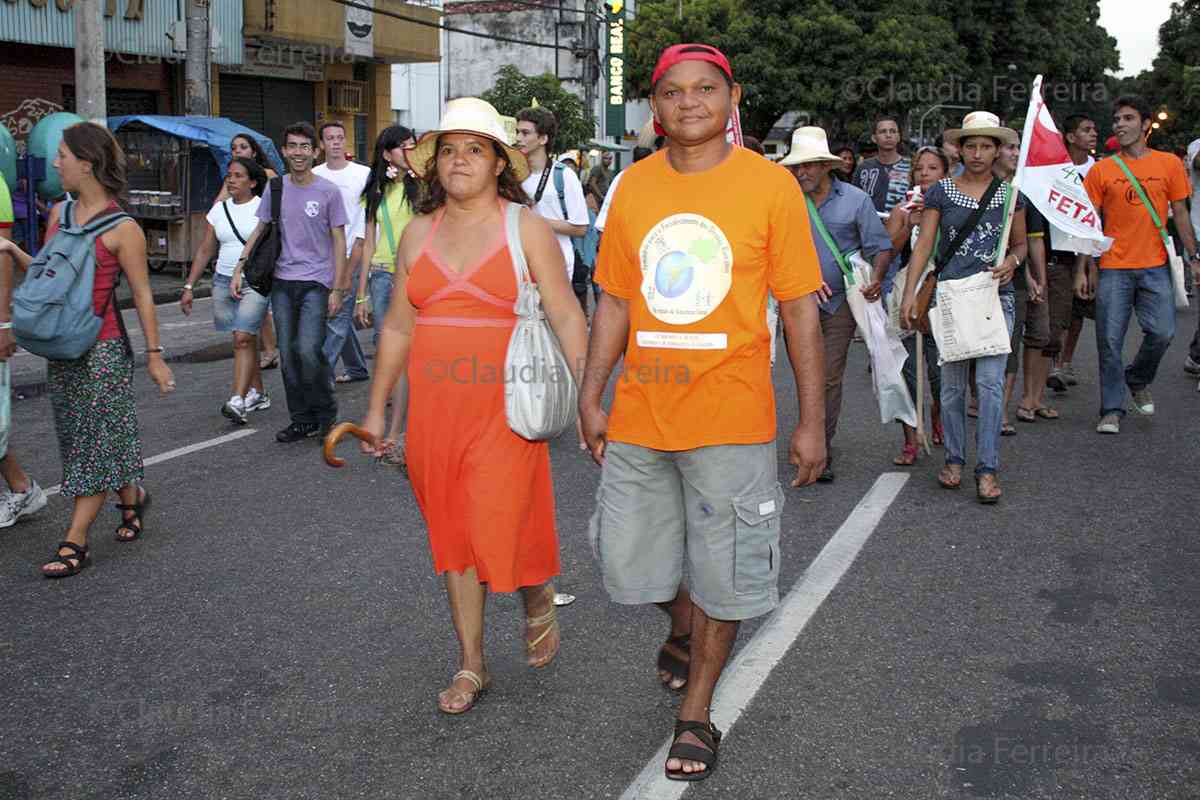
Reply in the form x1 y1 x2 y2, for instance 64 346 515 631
42 541 89 579
437 670 489 715
526 586 560 669
115 487 151 543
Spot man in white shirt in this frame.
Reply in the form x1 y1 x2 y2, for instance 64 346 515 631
514 107 589 310
314 121 372 382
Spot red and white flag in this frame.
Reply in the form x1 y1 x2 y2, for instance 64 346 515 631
1016 75 1112 255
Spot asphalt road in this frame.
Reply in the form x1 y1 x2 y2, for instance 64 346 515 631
0 305 1197 800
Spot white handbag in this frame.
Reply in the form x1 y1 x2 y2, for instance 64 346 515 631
930 271 1012 365
502 202 578 441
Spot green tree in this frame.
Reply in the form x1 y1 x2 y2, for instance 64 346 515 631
1128 0 1200 151
624 0 967 144
481 65 595 153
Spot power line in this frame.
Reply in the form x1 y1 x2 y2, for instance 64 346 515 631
327 0 582 51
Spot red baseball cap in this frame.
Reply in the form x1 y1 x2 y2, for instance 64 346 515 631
651 44 734 135
651 43 733 88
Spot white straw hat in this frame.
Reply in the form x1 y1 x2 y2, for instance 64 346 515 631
778 127 844 167
405 98 531 181
942 111 1019 147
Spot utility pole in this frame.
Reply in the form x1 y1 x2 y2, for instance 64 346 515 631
185 0 212 115
582 0 598 140
74 0 107 122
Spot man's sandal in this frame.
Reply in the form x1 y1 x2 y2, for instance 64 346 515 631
437 669 489 715
657 634 690 691
937 465 962 490
665 720 722 782
42 541 89 579
976 474 1002 505
115 487 151 542
526 587 559 668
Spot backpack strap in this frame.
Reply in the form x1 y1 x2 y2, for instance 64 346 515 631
81 210 131 237
552 163 569 220
270 176 283 223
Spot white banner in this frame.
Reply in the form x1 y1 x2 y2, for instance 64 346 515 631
345 0 375 58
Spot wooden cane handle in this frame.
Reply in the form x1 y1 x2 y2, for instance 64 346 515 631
322 422 377 468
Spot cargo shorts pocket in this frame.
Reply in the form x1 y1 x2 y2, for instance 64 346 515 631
732 484 784 596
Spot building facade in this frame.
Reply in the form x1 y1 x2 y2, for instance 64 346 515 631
0 0 243 150
221 0 441 160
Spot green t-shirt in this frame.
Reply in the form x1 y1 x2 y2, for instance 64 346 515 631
364 181 414 271
0 180 13 231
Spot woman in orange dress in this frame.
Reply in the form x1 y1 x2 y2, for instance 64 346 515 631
359 99 588 714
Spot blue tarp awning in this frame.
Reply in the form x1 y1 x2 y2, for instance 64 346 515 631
107 115 285 176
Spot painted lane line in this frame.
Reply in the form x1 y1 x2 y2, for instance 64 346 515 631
620 472 911 800
45 429 259 496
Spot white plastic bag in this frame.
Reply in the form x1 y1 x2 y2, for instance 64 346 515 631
843 252 917 427
930 271 1012 365
503 202 578 441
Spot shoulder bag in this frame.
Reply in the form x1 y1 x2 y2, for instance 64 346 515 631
502 202 578 441
242 176 282 296
1111 154 1189 309
911 178 1003 334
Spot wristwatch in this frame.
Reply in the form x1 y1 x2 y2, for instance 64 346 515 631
182 283 193 292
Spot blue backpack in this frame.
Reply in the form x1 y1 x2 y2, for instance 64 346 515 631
12 200 131 361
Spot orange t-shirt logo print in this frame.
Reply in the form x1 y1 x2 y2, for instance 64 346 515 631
638 213 733 327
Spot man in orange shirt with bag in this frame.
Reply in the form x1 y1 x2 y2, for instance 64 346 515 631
580 44 825 782
1082 95 1200 434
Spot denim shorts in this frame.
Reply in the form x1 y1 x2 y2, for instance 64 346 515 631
212 273 270 334
588 440 784 621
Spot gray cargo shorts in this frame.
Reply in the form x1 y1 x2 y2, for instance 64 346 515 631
588 440 785 621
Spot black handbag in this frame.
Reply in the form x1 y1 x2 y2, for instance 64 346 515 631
242 176 282 296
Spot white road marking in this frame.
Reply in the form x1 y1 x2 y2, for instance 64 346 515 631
620 472 910 799
45 429 259 496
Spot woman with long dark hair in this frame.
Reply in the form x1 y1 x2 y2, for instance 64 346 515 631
181 156 271 424
221 133 280 370
354 125 418 456
0 123 176 577
357 99 587 714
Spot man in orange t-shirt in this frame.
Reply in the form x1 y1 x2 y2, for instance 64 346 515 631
1081 95 1200 434
579 43 825 782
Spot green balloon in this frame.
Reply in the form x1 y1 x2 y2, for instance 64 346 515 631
0 125 15 191
28 112 84 200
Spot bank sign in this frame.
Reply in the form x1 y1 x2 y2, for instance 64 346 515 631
0 0 243 65
606 0 625 139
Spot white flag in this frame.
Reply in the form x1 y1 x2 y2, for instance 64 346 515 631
1016 75 1112 256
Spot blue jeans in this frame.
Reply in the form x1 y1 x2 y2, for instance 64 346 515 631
940 294 1015 476
367 269 395 350
1095 265 1176 417
271 279 337 426
323 266 369 380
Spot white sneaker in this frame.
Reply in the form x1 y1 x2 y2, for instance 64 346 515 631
1130 388 1154 416
1096 414 1121 435
244 389 271 413
221 394 247 425
0 480 48 528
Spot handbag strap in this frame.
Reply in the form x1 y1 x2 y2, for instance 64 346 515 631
932 178 1004 277
379 185 398 255
804 195 855 285
222 200 246 245
504 201 531 286
1111 154 1171 248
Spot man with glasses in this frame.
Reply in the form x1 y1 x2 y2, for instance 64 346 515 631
232 122 349 442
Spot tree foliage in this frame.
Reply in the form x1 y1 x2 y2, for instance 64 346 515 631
1126 0 1200 151
481 65 595 154
624 0 1120 145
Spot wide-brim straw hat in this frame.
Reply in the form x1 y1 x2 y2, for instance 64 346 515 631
636 117 659 149
405 98 530 181
778 126 844 167
942 111 1019 147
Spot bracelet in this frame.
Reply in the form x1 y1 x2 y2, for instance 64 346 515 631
146 346 164 354
182 284 193 292
355 296 369 305
0 322 12 330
